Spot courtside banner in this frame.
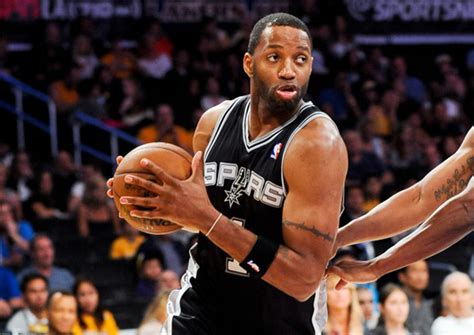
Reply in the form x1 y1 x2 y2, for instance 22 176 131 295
40 0 142 20
344 0 474 44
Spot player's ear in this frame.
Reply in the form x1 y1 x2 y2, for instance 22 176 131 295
243 52 253 78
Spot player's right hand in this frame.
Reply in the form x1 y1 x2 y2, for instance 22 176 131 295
106 155 124 199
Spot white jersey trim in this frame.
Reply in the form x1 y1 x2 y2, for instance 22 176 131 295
161 244 199 335
204 96 246 162
242 100 315 152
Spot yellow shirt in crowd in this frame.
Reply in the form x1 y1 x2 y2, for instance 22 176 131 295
74 310 119 335
110 235 145 260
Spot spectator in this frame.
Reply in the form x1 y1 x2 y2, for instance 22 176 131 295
26 170 68 225
109 221 145 260
431 272 474 335
73 278 119 335
340 185 366 227
137 103 193 152
136 251 165 300
369 284 412 335
112 77 151 131
324 276 364 335
363 176 383 212
0 200 34 268
7 151 34 202
17 234 75 292
138 33 173 80
343 129 385 185
49 62 82 115
146 19 173 58
46 291 79 335
68 163 103 213
200 76 227 111
77 175 120 239
52 151 77 213
7 273 49 335
397 260 434 335
390 56 427 105
71 34 99 80
100 37 136 80
137 290 171 335
138 235 186 276
159 270 180 291
357 286 378 331
32 22 67 85
0 163 22 219
0 265 23 319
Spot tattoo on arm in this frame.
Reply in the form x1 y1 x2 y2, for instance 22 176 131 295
434 156 474 201
283 220 334 242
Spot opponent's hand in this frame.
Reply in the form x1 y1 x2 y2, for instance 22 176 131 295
326 258 378 290
106 156 124 199
118 151 218 232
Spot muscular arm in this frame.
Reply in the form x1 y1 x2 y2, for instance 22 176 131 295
198 118 347 301
329 178 474 284
336 127 474 248
124 102 347 301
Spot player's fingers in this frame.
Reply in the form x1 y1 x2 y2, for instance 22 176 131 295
129 209 163 219
124 174 163 194
106 189 114 198
120 196 158 208
335 279 348 290
140 159 176 185
107 178 114 188
116 155 124 165
190 151 204 181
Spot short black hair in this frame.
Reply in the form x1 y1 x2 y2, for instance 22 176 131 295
20 273 49 293
247 13 311 54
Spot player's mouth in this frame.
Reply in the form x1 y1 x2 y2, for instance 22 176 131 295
276 85 298 100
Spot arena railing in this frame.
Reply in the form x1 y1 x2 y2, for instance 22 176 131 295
0 73 58 157
0 74 142 171
72 112 142 171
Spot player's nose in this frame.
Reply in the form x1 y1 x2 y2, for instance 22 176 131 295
278 60 296 80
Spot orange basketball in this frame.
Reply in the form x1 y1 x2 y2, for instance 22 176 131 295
112 142 192 234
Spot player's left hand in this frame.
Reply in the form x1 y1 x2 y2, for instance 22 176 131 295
326 258 378 290
118 151 219 232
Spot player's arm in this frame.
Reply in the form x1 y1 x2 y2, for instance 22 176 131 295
192 118 346 301
121 117 346 301
328 177 474 286
335 126 474 250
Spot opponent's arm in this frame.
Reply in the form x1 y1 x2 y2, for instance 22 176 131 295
336 127 474 249
328 177 474 286
121 117 347 301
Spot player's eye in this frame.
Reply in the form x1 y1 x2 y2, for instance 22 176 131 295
295 56 307 64
267 54 279 62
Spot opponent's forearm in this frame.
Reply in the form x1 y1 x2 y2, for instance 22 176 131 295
370 188 474 279
339 147 474 248
337 185 426 247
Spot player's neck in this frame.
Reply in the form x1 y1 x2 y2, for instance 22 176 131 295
248 97 302 141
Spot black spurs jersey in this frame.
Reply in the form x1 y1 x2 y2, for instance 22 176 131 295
166 95 335 335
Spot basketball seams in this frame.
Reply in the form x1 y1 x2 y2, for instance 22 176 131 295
126 144 192 163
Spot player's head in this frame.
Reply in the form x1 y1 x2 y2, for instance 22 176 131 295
244 13 313 115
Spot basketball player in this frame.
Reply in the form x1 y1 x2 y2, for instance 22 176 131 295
328 127 473 288
108 13 347 334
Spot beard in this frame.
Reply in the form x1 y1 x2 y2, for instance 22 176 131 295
253 67 309 115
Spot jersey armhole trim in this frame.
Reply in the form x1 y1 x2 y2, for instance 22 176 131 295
203 96 246 162
280 113 339 196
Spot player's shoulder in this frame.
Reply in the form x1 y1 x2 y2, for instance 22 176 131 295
193 99 235 153
290 115 346 158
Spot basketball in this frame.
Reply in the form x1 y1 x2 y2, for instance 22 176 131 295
112 142 192 234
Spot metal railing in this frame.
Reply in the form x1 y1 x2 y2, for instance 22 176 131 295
72 112 142 169
0 73 58 157
0 74 142 169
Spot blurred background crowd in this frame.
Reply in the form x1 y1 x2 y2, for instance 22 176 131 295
0 0 473 334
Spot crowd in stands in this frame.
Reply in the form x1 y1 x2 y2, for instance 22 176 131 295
0 3 473 334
